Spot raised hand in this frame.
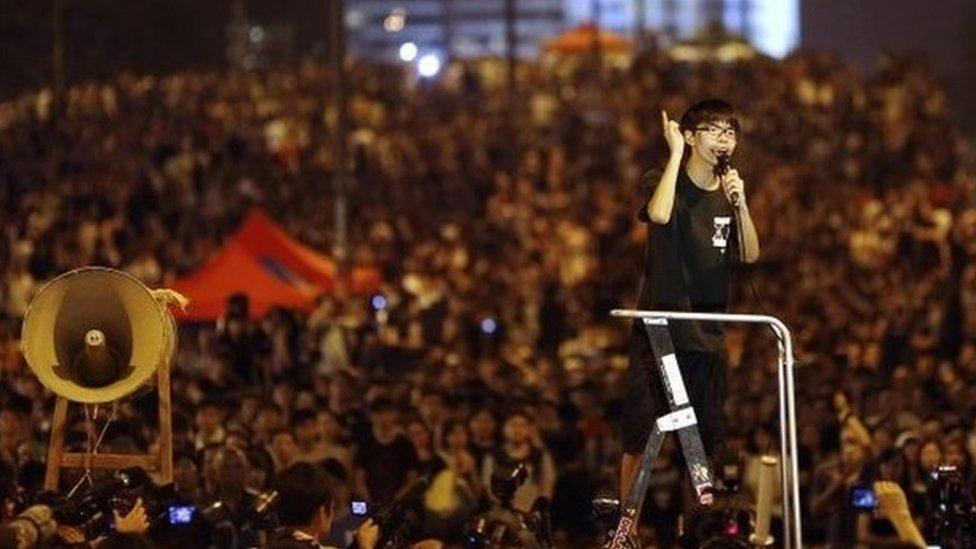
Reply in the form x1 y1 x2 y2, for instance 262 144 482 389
356 519 381 549
661 110 684 158
874 481 910 520
113 497 149 535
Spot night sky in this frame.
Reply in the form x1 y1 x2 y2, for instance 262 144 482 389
802 0 976 136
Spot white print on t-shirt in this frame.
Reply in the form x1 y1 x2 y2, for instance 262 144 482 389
712 216 731 252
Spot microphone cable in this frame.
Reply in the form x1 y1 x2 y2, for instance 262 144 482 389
727 180 781 342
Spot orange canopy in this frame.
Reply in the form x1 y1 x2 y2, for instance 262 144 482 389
172 209 383 321
235 209 337 290
171 240 319 321
235 209 381 294
543 24 634 54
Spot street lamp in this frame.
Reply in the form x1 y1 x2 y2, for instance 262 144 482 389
399 42 418 62
417 54 441 77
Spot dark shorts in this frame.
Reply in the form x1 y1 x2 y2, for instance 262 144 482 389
620 324 727 456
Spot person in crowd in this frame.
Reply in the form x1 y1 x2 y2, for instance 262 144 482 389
270 462 378 549
354 398 419 506
482 409 556 513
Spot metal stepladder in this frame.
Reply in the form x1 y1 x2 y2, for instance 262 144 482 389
607 316 715 549
609 309 803 549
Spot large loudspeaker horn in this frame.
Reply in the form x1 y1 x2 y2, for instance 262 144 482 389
21 267 175 404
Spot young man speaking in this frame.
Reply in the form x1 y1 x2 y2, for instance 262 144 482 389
619 99 761 515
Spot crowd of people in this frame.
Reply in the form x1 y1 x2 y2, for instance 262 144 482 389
0 43 975 547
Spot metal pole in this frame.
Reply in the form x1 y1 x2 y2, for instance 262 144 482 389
328 0 349 272
590 0 602 66
611 309 804 548
633 0 646 46
776 334 794 547
52 0 65 116
442 0 455 62
504 0 518 174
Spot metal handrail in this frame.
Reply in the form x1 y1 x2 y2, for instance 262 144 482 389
611 309 802 549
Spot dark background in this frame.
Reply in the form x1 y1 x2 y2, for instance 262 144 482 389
3 0 976 138
801 0 976 136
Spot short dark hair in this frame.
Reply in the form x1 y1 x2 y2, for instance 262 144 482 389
318 457 349 484
504 407 533 424
258 402 283 416
291 409 316 428
274 462 334 526
369 397 397 415
198 397 224 411
679 99 740 135
270 428 294 440
1 393 31 416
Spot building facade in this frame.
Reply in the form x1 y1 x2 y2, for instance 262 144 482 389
344 0 800 62
566 0 799 58
345 0 567 61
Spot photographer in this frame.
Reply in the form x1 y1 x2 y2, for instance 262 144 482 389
481 410 554 514
0 498 149 549
270 462 378 549
204 446 266 547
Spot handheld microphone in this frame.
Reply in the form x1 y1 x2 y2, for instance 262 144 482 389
714 152 738 207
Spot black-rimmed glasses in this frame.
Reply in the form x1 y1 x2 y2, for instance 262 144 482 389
695 124 738 140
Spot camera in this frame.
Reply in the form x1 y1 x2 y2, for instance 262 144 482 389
464 508 549 549
850 486 877 511
490 462 528 507
358 476 428 547
464 462 551 548
925 465 976 548
48 467 183 540
676 506 751 549
718 462 742 494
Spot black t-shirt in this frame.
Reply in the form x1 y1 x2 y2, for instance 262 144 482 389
355 434 419 505
636 168 736 353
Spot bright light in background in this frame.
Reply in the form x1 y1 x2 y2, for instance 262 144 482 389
249 26 265 43
562 0 800 59
480 318 498 335
383 7 406 33
417 54 441 77
748 0 799 58
399 42 418 62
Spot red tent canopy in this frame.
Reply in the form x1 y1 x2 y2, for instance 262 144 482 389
234 209 382 295
171 240 318 321
234 209 338 291
543 23 634 54
171 209 383 321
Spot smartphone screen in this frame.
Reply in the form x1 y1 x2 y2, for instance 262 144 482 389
168 505 196 525
851 487 877 510
350 500 369 516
